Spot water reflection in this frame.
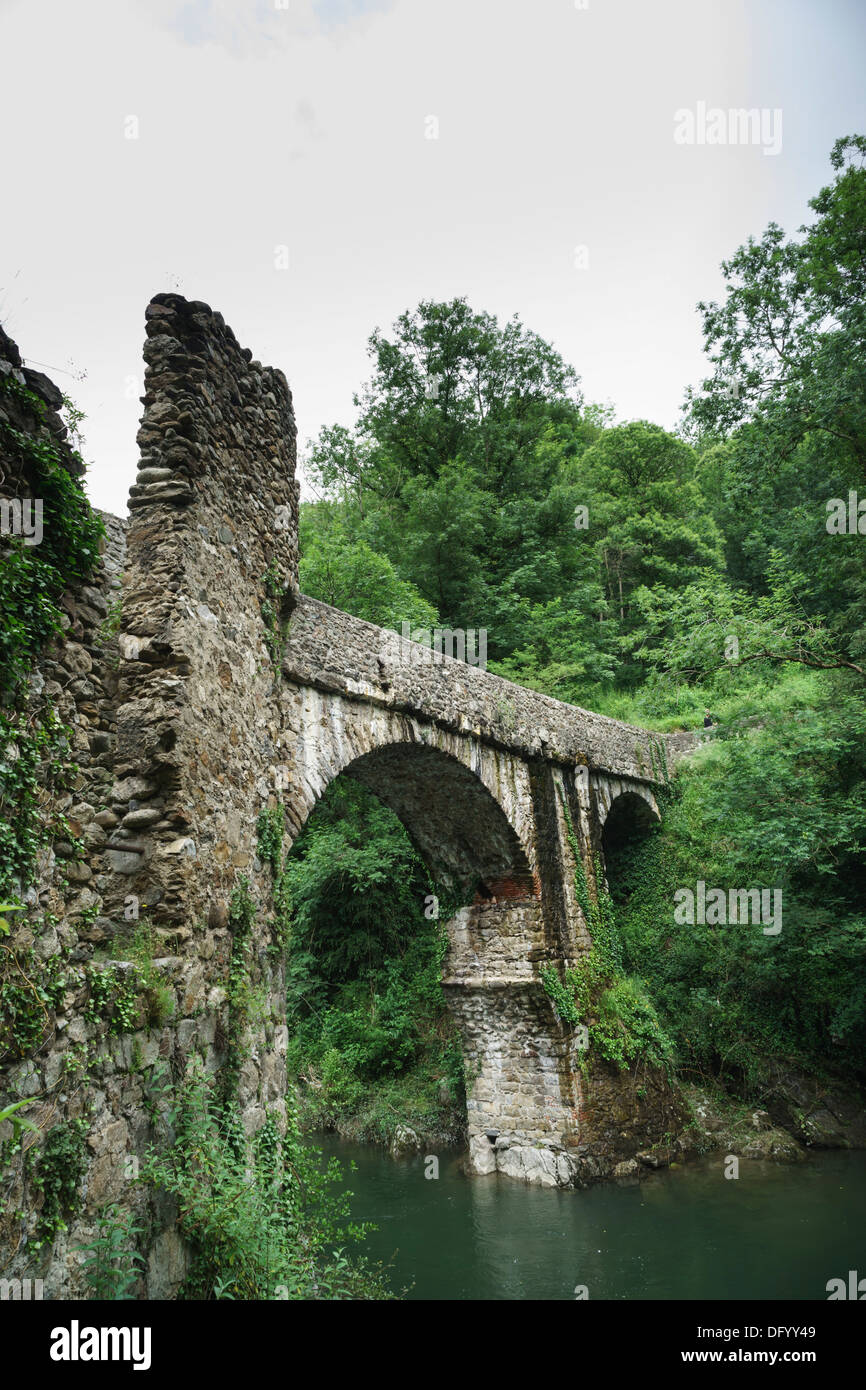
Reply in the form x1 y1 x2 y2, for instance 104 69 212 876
311 1134 866 1301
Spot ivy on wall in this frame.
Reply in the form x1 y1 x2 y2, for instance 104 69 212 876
259 560 293 679
0 374 104 900
26 1118 88 1250
256 804 292 957
221 876 257 1112
0 373 106 1247
1 375 104 1070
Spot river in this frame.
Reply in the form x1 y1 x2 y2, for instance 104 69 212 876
313 1134 866 1300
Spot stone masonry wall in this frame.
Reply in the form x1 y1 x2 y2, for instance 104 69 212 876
106 292 299 931
1 299 303 1297
0 324 139 1295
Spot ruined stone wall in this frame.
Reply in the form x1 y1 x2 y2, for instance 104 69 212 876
107 293 299 931
95 294 305 1265
0 325 138 1295
1 299 302 1297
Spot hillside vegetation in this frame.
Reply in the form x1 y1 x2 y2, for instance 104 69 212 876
288 137 866 1142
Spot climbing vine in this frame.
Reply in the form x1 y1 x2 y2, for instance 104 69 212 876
26 1118 88 1250
0 377 103 697
539 963 580 1026
0 709 78 903
256 805 292 957
260 559 292 679
221 877 257 1110
0 378 108 1208
257 805 284 875
0 945 66 1062
647 735 671 798
0 375 104 910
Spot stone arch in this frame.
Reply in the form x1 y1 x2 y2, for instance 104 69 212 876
600 788 660 850
286 734 536 901
283 689 539 899
345 744 535 899
279 719 558 1168
598 786 661 903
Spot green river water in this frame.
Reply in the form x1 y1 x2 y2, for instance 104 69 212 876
314 1134 866 1300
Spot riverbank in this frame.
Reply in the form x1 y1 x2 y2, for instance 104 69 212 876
295 1065 866 1177
295 1062 467 1156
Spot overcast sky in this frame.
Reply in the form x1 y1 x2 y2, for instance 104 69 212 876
1 0 864 516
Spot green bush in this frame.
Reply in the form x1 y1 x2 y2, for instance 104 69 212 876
140 1065 391 1300
615 683 866 1086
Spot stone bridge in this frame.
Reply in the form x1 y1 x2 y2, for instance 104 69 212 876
100 294 680 1190
281 595 671 1183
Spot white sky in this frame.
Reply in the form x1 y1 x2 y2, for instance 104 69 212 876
1 0 864 516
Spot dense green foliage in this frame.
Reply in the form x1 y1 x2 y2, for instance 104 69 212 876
550 792 676 1076
291 137 866 1108
616 683 866 1086
0 379 103 902
139 1065 392 1299
282 779 468 1141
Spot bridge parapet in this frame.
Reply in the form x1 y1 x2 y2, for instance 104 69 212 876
283 595 670 784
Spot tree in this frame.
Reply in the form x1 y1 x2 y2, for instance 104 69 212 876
302 300 601 652
299 526 439 631
572 422 724 682
350 297 584 495
680 138 866 675
685 135 866 478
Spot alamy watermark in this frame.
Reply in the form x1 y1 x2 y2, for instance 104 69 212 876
674 881 782 935
826 491 866 535
0 497 43 546
674 103 782 157
50 1322 151 1371
826 1270 866 1300
379 622 487 670
0 1277 44 1300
